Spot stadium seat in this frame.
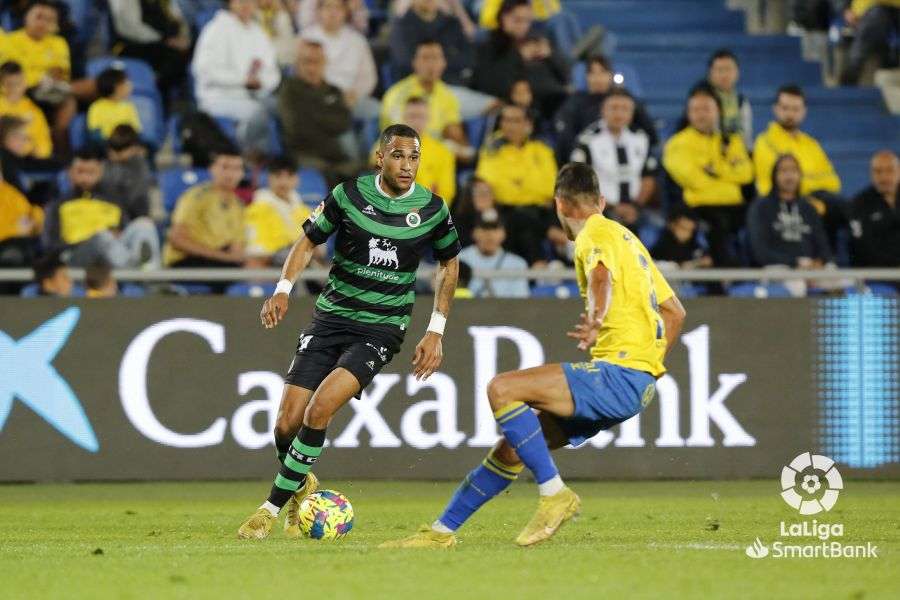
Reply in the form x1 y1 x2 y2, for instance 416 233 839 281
119 283 146 297
530 281 580 298
161 168 211 213
131 94 165 148
464 117 488 149
727 282 792 298
69 113 87 150
572 61 643 98
19 283 85 298
226 282 277 297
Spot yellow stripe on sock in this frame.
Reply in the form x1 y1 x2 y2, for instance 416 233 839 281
481 458 518 481
487 450 524 475
492 401 526 420
495 403 530 424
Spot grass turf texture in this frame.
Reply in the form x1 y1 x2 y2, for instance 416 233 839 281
0 480 897 600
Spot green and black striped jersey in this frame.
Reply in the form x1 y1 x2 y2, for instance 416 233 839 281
302 174 461 348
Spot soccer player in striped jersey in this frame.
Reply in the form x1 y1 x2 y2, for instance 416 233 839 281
238 124 461 539
383 163 686 548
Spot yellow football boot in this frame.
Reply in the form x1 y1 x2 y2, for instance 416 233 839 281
515 487 581 547
283 471 320 538
237 508 277 540
378 525 457 549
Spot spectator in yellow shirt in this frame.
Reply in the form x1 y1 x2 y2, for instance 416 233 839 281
754 85 841 197
663 85 753 266
87 68 142 140
479 0 559 29
0 170 43 271
403 96 457 202
245 156 313 266
475 103 557 263
380 40 475 162
0 61 52 158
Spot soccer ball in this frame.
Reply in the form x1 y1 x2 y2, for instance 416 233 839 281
298 490 354 540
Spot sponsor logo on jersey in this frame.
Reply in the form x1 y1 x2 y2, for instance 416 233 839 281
367 238 399 269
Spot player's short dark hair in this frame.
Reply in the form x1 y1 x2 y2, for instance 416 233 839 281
708 48 738 68
555 162 600 205
379 124 420 148
96 67 128 98
107 124 141 152
0 61 24 81
33 252 65 284
776 84 805 103
85 259 112 291
0 115 26 143
268 155 297 174
586 54 612 72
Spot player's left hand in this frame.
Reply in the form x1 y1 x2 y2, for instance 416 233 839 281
412 332 443 381
567 312 601 351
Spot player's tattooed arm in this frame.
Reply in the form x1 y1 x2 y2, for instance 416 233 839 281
260 233 317 329
568 262 612 351
659 295 686 358
412 256 459 381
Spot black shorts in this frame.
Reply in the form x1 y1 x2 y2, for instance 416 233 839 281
284 326 395 394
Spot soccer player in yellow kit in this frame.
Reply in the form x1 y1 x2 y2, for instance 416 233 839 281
384 163 686 548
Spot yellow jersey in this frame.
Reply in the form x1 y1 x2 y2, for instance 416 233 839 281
0 95 52 157
58 196 123 245
574 213 674 377
3 30 70 87
245 189 310 256
163 184 245 265
380 75 461 140
474 134 558 207
87 98 142 139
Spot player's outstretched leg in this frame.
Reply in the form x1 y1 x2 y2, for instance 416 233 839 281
379 445 524 548
238 370 359 540
488 366 581 546
272 385 320 538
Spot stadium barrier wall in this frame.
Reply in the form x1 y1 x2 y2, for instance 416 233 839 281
0 297 897 481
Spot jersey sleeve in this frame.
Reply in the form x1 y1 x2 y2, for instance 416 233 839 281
430 204 462 261
576 227 617 279
301 189 342 245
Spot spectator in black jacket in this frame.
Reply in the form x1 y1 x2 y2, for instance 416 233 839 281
553 54 657 164
747 154 832 268
651 208 712 270
108 0 190 108
472 0 569 118
850 149 900 266
389 0 473 85
101 125 153 221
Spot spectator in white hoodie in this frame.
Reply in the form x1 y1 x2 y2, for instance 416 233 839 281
191 0 281 155
301 0 379 119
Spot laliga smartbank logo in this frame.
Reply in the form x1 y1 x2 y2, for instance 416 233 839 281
745 452 878 560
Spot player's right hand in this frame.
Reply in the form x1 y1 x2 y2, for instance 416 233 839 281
260 294 289 329
567 312 600 351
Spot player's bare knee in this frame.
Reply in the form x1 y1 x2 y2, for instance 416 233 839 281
487 373 518 411
303 399 334 429
273 420 296 442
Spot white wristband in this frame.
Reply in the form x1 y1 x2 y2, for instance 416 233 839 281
274 279 293 296
427 312 447 335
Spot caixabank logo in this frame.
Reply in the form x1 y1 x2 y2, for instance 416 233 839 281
0 307 98 452
745 452 878 560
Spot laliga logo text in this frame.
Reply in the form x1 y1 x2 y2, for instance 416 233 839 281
745 453 878 560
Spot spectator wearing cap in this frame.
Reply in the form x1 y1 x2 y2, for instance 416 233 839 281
101 124 153 221
163 147 246 271
570 88 657 232
32 252 72 297
44 148 161 269
0 60 52 158
301 0 379 119
451 177 497 248
651 209 712 270
747 154 832 268
108 0 190 107
279 40 356 177
850 149 900 266
87 68 142 141
458 210 530 298
390 0 474 85
553 55 657 164
381 39 477 162
472 0 569 119
663 84 753 266
191 0 281 155
706 49 753 147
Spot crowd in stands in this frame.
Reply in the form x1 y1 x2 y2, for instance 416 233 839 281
0 0 898 299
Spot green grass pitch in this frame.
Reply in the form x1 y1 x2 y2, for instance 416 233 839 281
1 480 897 599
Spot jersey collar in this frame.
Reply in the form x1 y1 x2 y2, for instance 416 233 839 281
375 174 416 200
